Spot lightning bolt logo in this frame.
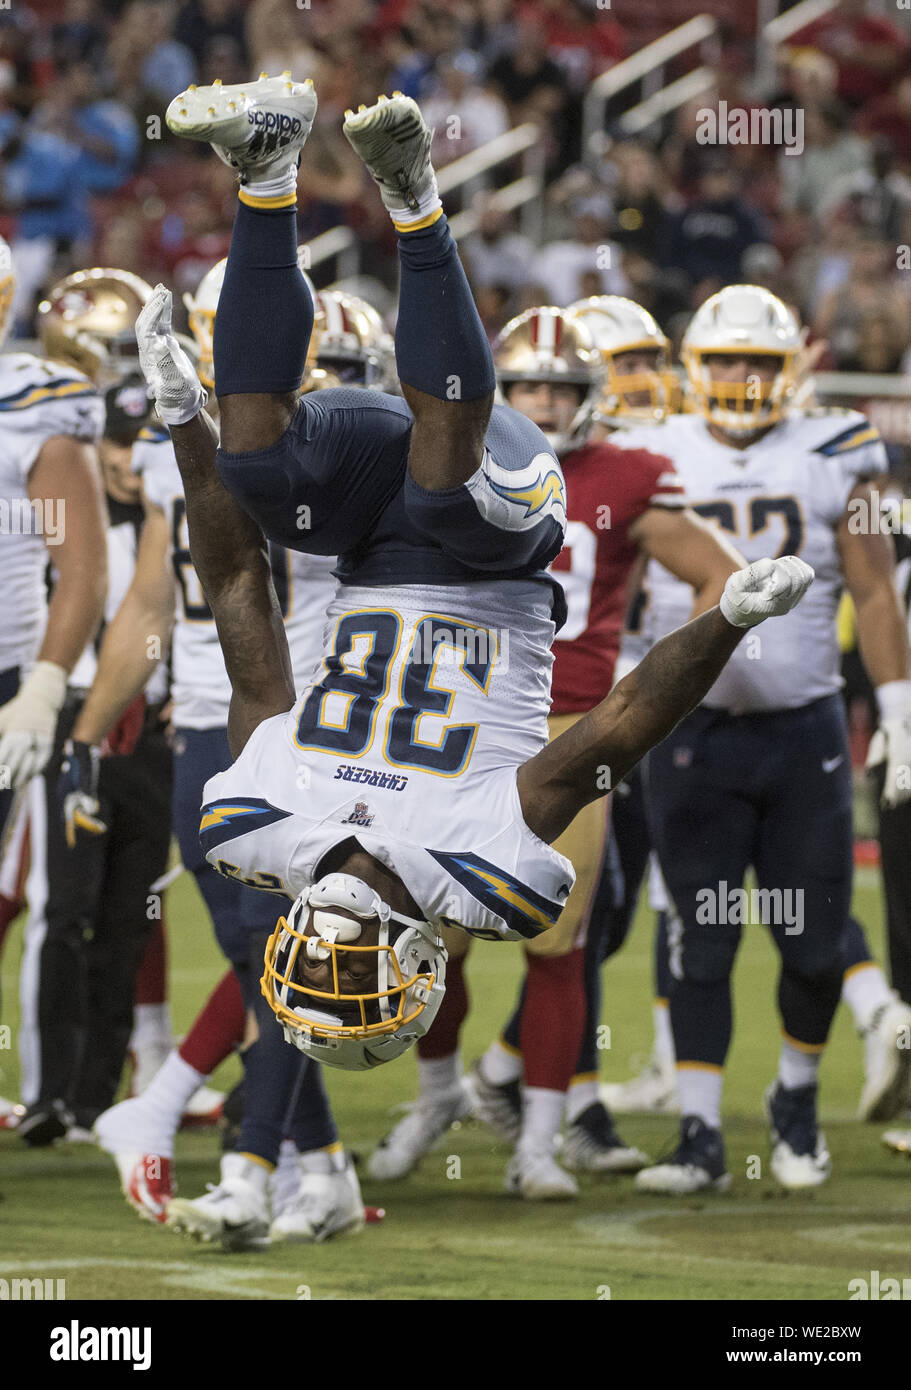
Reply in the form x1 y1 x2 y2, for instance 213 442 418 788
491 469 566 519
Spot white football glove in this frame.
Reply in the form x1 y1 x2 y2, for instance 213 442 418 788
720 556 815 630
136 283 207 426
866 680 911 808
0 661 68 787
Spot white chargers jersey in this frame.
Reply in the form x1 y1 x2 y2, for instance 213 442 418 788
0 353 103 674
200 582 575 942
134 424 338 727
616 410 886 713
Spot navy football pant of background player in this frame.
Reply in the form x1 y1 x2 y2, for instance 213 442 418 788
172 727 338 1164
19 693 173 1130
641 693 859 1070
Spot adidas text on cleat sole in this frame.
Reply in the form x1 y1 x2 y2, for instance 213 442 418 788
166 74 317 181
342 94 439 219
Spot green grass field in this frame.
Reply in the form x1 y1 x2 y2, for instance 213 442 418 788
2 862 909 1302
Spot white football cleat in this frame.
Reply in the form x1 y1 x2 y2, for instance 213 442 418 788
270 1158 365 1244
882 1128 911 1155
600 1061 680 1115
858 996 911 1122
166 73 317 181
342 94 439 218
635 1116 731 1194
94 1096 176 1223
506 1145 579 1201
112 1152 175 1224
367 1083 471 1180
766 1081 831 1191
167 1153 270 1250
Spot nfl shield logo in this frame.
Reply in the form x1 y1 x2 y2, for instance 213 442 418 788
342 801 375 827
673 747 692 769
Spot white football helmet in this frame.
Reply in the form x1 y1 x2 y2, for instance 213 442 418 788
314 289 394 389
681 285 805 437
567 295 681 426
0 234 14 350
493 306 603 454
261 872 447 1071
183 247 323 389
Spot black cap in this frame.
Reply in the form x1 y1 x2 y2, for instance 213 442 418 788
104 373 153 445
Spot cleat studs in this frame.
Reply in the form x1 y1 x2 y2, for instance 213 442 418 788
392 90 403 97
282 69 291 77
378 93 388 102
213 78 222 86
259 71 269 79
208 107 215 116
229 101 237 110
188 84 197 92
304 77 314 88
358 104 366 112
344 108 354 119
179 108 187 116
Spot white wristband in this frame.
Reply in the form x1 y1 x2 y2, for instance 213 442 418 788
876 679 911 722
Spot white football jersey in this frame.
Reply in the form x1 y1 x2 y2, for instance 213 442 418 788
200 581 575 942
616 410 887 713
0 353 103 674
135 425 338 727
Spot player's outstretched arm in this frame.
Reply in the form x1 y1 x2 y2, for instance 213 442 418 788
137 286 295 755
518 557 814 844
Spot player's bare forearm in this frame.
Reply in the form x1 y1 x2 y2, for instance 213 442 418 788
518 607 742 843
839 495 911 686
31 438 107 672
72 596 172 745
169 411 295 753
853 584 911 687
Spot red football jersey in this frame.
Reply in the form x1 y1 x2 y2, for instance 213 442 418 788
549 439 684 714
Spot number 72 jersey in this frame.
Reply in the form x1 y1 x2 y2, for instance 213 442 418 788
617 409 887 714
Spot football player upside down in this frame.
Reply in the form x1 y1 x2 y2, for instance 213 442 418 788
135 75 814 1070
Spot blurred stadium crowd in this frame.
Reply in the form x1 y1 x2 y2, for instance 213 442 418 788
1 0 911 360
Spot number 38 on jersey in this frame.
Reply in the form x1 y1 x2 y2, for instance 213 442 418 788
294 609 500 778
